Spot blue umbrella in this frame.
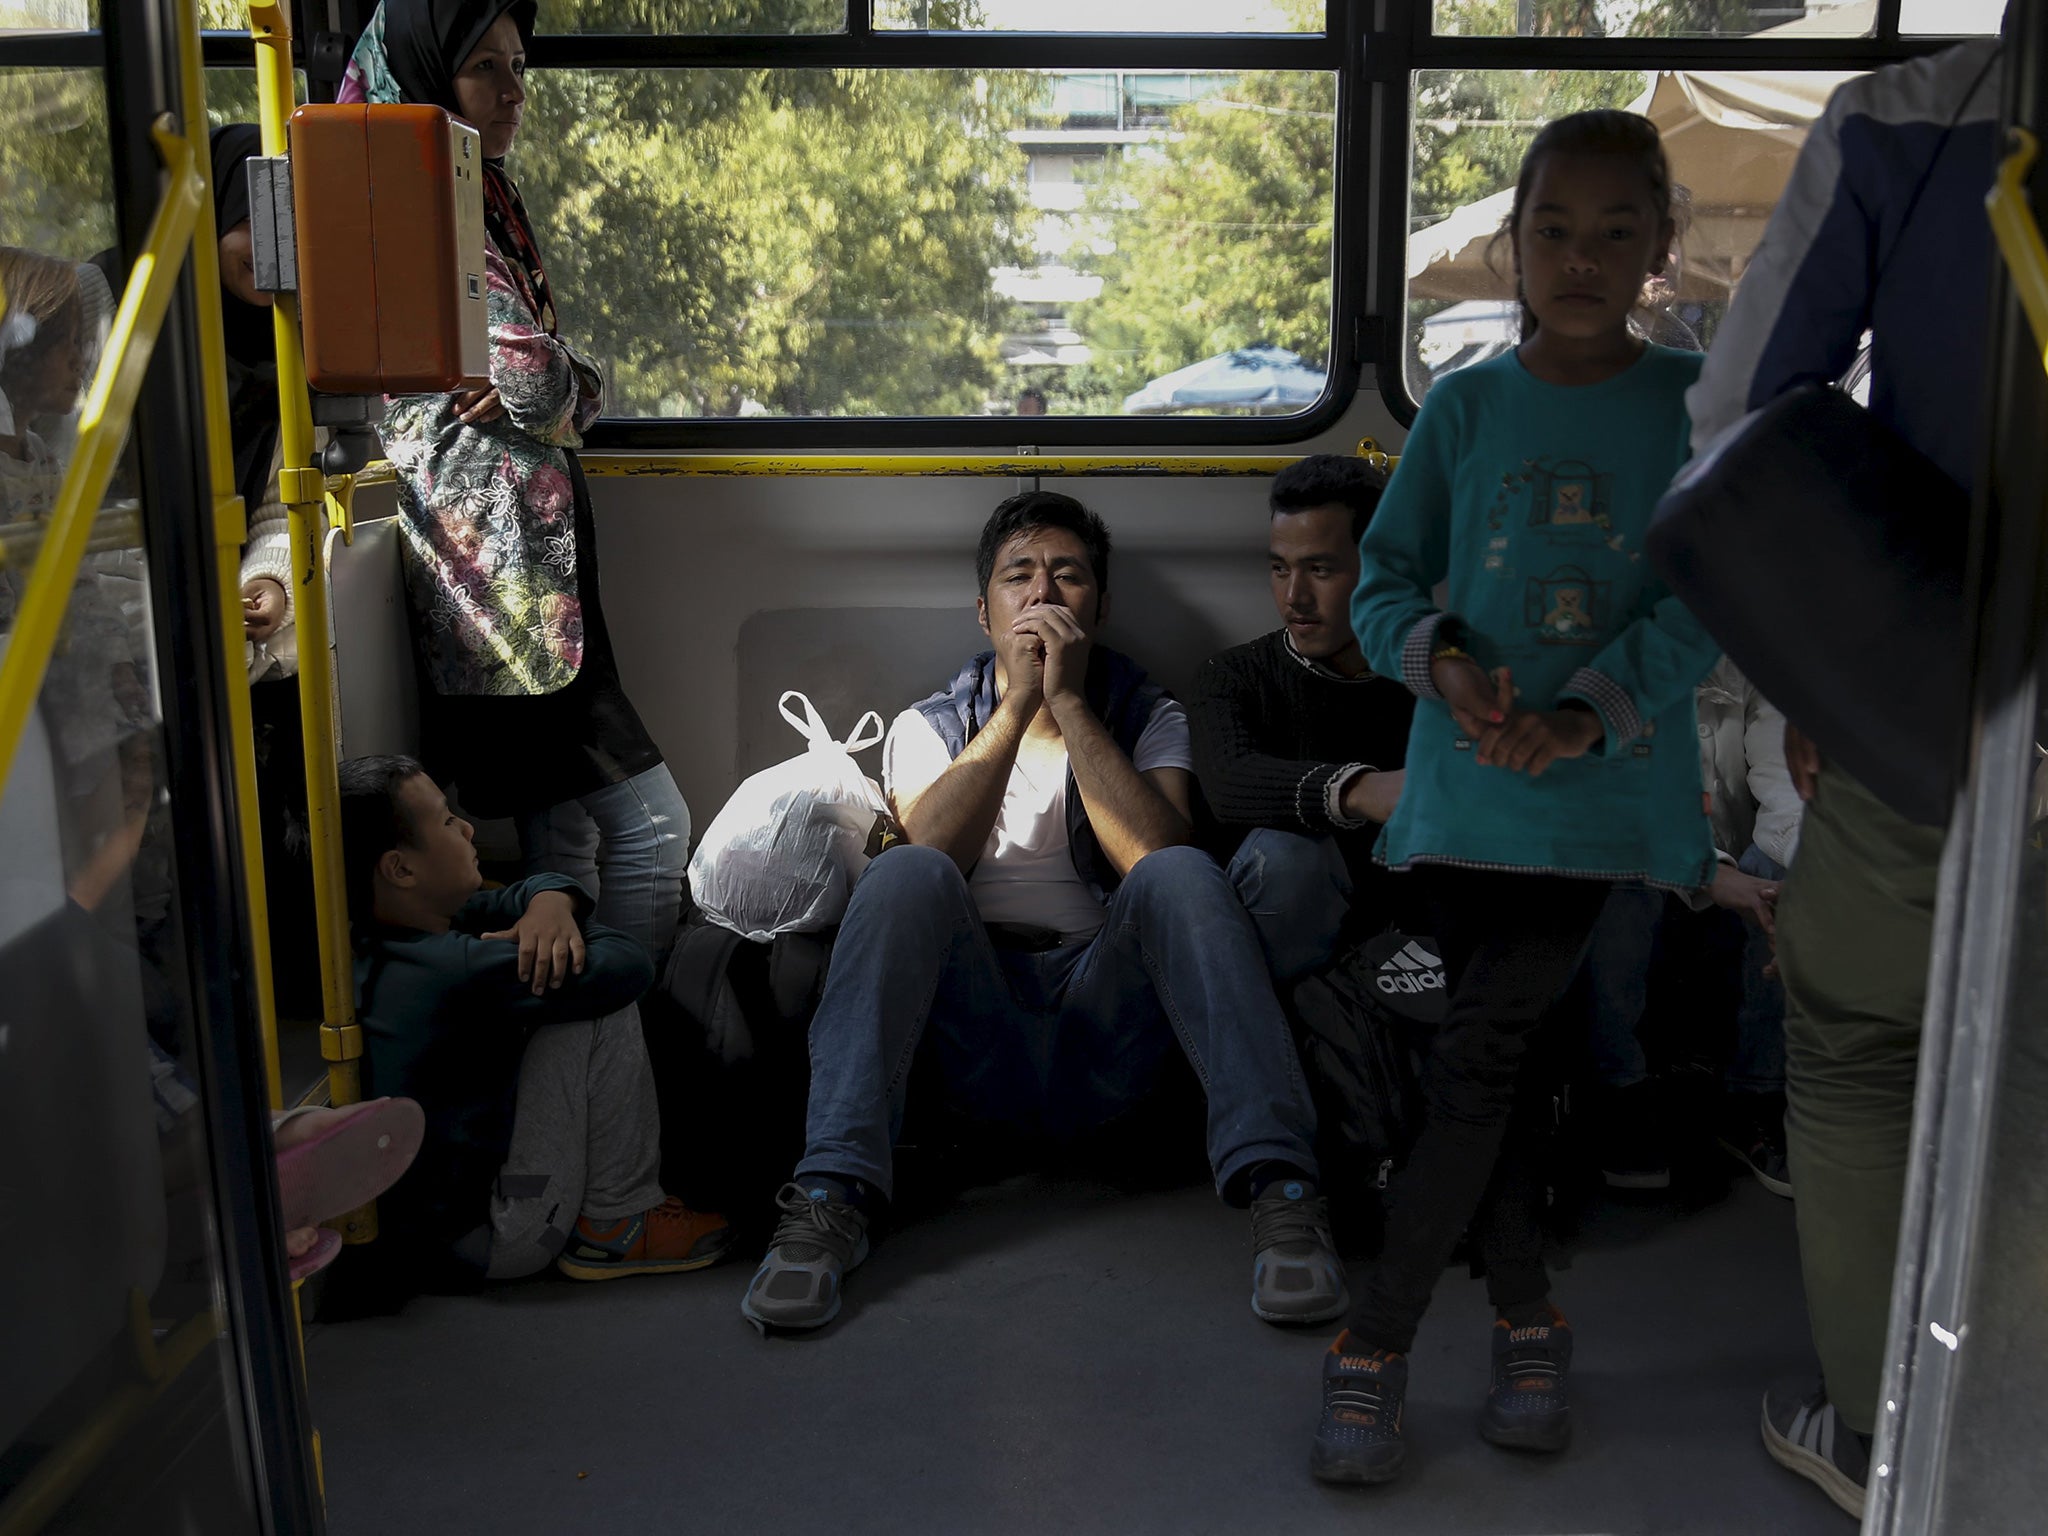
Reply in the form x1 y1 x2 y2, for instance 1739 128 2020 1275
1121 346 1328 414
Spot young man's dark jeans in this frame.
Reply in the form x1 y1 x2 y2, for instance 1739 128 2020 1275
1345 867 1609 1352
798 843 1320 1201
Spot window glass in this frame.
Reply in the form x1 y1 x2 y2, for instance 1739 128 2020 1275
1402 65 1863 405
1899 0 2005 36
0 66 268 1536
533 0 846 34
873 0 1319 34
513 64 1337 418
0 0 95 27
0 67 112 256
205 67 305 133
1430 0 1873 40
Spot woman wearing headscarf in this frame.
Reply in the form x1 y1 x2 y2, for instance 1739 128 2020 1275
211 121 301 684
339 1 690 960
207 123 323 1015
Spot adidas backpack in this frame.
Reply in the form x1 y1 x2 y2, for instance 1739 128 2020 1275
1285 929 1447 1194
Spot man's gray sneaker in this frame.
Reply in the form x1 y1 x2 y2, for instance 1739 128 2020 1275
1762 1376 1869 1519
1250 1179 1347 1325
740 1180 871 1333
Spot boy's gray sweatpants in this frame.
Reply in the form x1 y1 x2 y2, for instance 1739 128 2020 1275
483 1003 666 1279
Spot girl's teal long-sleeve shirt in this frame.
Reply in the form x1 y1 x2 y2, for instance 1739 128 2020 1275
1352 344 1721 891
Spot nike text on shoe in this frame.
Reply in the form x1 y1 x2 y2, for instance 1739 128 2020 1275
1310 1336 1409 1486
1762 1377 1869 1519
1480 1303 1573 1452
554 1197 733 1281
740 1180 871 1334
1250 1180 1348 1325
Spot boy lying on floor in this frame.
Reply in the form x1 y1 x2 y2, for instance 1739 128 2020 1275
338 754 728 1282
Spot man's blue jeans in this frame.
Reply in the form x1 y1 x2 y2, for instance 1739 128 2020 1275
798 843 1320 1201
1226 827 1352 985
516 763 692 963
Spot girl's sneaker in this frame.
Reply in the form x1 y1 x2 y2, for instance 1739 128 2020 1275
555 1197 733 1280
1309 1334 1408 1486
1480 1302 1573 1452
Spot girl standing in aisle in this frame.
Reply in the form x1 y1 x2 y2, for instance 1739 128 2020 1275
1310 110 1721 1486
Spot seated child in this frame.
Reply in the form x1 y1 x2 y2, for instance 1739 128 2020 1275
338 754 728 1281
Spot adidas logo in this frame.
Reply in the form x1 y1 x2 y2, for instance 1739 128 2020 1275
1376 939 1446 997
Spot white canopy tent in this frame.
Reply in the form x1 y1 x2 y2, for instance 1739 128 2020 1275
1406 66 1859 304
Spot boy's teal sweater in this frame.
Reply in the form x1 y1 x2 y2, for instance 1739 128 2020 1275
1352 345 1720 891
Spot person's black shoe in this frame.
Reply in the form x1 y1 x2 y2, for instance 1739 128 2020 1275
1309 1333 1408 1486
1479 1302 1573 1452
1718 1092 1793 1197
1596 1081 1670 1190
1762 1377 1868 1518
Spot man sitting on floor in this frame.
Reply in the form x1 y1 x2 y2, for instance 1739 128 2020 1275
1191 454 1417 982
740 491 1339 1333
339 754 730 1283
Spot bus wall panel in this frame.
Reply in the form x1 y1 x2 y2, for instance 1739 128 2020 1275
592 471 1291 831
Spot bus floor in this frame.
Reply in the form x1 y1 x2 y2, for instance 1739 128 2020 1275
303 1170 1842 1536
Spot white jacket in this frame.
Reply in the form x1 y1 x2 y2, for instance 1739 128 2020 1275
237 430 328 685
1696 656 1803 870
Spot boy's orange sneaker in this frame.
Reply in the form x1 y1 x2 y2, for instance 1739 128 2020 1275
555 1197 733 1281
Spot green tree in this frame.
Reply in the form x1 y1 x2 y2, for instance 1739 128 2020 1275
1060 46 1337 411
515 0 1034 415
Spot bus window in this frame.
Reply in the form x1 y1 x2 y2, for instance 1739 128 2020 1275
511 62 1337 420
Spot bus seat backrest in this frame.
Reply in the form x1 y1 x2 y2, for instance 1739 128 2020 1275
732 592 1229 789
328 514 421 760
735 606 985 784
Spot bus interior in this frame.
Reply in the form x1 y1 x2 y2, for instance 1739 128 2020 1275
1 2 2043 1534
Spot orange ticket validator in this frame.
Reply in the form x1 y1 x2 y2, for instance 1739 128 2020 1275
290 103 489 395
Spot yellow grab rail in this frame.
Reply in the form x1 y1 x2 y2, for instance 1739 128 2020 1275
0 117 205 791
174 0 284 1109
251 0 369 1212
347 441 1396 486
1989 127 2048 374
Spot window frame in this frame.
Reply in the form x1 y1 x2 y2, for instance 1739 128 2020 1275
0 2 1974 445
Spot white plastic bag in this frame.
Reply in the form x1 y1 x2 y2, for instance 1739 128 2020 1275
687 691 892 942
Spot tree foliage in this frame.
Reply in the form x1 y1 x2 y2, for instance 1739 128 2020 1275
503 0 1035 415
1058 60 1336 412
0 0 1821 417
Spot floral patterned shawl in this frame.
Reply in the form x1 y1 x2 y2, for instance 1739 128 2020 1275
342 2 602 697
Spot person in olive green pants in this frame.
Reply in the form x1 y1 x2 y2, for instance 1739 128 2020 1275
1773 759 1945 1438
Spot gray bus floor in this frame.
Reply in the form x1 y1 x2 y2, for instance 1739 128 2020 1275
304 1173 1846 1536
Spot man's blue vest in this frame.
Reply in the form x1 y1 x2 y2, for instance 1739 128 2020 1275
911 646 1167 906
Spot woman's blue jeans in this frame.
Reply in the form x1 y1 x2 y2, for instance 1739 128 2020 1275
516 763 691 963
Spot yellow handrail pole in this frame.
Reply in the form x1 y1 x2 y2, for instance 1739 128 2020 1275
250 2 368 1177
347 447 1399 484
171 0 284 1110
0 122 204 786
1988 128 2048 373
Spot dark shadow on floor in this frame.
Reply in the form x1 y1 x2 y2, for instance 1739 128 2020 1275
305 1170 1845 1536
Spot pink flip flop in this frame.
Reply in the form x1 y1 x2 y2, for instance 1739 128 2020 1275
274 1096 425 1233
289 1228 345 1282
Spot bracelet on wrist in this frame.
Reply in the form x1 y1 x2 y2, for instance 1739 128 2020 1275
1431 644 1474 664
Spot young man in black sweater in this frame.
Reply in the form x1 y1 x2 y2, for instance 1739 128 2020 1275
1192 455 1417 982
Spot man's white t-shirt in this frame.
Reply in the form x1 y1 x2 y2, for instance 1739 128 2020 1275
882 698 1193 943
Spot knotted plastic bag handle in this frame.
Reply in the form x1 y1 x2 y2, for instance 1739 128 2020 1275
779 690 884 753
